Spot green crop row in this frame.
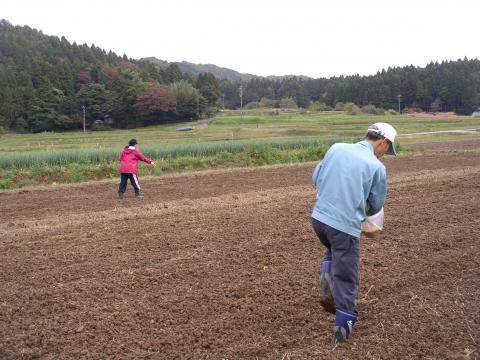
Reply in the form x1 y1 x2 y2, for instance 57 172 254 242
0 142 343 189
0 137 348 169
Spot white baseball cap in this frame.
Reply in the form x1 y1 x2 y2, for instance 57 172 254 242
367 122 398 156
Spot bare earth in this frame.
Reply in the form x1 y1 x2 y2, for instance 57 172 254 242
0 142 479 359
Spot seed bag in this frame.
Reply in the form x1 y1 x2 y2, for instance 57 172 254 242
362 207 384 237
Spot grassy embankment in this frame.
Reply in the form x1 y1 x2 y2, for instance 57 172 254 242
1 110 479 189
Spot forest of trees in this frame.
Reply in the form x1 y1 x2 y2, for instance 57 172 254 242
1 19 480 133
219 60 480 115
0 20 220 132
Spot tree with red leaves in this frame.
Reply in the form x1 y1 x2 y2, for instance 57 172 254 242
120 60 139 71
76 70 91 88
104 65 120 86
134 85 176 120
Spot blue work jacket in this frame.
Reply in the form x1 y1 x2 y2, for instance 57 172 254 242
312 141 387 237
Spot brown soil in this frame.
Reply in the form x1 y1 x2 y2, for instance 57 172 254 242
421 139 480 153
0 149 479 359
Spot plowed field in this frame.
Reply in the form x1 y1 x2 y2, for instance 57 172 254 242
1 145 479 359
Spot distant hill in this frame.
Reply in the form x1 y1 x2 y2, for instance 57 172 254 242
176 61 259 82
142 57 257 82
140 57 170 70
266 74 312 81
142 57 313 82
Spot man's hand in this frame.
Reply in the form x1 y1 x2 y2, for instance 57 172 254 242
150 161 156 166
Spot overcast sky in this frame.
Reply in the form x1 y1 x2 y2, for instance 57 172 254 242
2 0 479 78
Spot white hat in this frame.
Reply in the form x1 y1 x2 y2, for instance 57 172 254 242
367 122 398 156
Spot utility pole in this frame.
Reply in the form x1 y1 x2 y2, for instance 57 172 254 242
222 93 225 110
82 105 86 132
239 85 243 119
397 95 402 114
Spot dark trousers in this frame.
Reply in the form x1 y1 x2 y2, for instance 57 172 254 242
311 217 360 313
118 173 141 193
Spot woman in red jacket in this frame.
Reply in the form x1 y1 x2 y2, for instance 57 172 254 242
118 139 155 199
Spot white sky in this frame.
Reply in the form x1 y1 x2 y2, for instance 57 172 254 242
2 0 479 78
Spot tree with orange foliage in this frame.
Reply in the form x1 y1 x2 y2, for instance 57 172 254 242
134 85 176 121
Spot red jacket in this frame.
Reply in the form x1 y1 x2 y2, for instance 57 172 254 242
118 146 153 174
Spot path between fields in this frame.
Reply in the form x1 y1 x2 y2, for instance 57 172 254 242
399 129 480 136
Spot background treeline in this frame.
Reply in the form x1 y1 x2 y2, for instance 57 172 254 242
219 60 480 115
1 19 480 133
0 20 220 132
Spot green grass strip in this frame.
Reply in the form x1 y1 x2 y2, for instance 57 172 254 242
0 137 348 169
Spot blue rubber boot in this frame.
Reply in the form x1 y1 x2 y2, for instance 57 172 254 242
333 309 357 343
320 260 335 314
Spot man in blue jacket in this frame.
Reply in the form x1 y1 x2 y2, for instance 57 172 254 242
311 122 397 343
